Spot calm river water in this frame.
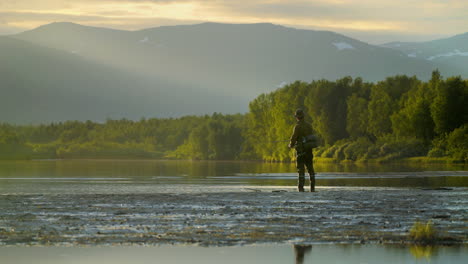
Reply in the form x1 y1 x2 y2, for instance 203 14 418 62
1 244 466 264
0 159 467 192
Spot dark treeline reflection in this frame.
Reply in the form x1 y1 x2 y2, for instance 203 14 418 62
1 72 466 162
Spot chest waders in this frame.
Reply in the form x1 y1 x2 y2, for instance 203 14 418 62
295 139 315 192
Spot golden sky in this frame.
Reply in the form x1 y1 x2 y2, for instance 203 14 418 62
1 0 467 43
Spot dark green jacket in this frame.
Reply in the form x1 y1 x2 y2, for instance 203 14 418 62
289 119 314 147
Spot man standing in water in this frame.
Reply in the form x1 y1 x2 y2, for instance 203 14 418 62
289 109 316 192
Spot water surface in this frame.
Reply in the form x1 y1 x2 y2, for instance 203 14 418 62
1 244 466 264
0 160 466 262
0 160 466 194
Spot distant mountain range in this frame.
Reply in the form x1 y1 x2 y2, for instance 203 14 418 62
2 22 467 123
381 32 468 77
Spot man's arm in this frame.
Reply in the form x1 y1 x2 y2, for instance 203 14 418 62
289 125 299 148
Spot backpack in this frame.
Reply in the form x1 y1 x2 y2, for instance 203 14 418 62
302 134 319 149
295 134 318 154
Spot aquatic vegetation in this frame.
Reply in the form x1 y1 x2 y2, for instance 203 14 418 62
409 220 437 244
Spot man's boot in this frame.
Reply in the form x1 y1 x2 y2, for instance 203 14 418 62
309 173 316 192
298 173 305 192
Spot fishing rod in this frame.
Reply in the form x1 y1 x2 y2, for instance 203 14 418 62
257 140 290 143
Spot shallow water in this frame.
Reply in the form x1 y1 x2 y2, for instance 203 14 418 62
0 160 467 195
0 160 467 261
1 244 466 264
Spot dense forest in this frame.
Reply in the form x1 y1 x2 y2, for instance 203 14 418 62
1 71 466 162
247 71 467 162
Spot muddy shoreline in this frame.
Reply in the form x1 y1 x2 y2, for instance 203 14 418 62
1 187 467 246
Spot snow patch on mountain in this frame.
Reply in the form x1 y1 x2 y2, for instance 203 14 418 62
332 42 355 51
427 49 468 60
139 36 150 43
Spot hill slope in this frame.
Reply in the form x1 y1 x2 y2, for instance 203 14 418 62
0 37 242 123
14 22 442 92
381 32 468 76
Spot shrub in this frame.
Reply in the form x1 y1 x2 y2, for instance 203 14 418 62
361 145 379 160
321 145 339 158
333 142 347 160
427 147 446 157
0 143 33 159
409 221 437 244
377 137 427 159
313 146 326 157
29 142 58 158
428 136 447 157
446 125 468 162
343 137 373 161
332 141 350 160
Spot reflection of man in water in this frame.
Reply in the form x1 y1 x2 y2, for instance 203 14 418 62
289 109 316 192
294 244 312 264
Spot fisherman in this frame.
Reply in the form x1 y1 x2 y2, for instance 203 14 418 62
288 109 316 192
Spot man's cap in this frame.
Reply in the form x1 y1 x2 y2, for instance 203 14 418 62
294 108 305 117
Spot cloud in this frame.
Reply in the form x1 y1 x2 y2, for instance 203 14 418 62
210 0 467 32
0 10 202 32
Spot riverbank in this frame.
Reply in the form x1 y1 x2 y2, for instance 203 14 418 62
1 186 466 246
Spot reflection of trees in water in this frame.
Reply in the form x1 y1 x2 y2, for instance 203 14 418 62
293 245 312 264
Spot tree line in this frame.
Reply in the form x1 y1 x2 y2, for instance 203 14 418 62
1 71 466 162
247 71 467 162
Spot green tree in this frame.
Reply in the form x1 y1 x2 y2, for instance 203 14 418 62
431 76 468 135
346 93 369 139
367 86 393 138
391 82 435 143
305 77 351 145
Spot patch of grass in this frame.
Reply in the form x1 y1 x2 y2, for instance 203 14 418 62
409 220 437 244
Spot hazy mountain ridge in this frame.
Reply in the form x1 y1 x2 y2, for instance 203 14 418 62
13 22 440 87
381 32 468 76
3 22 467 123
0 36 242 124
